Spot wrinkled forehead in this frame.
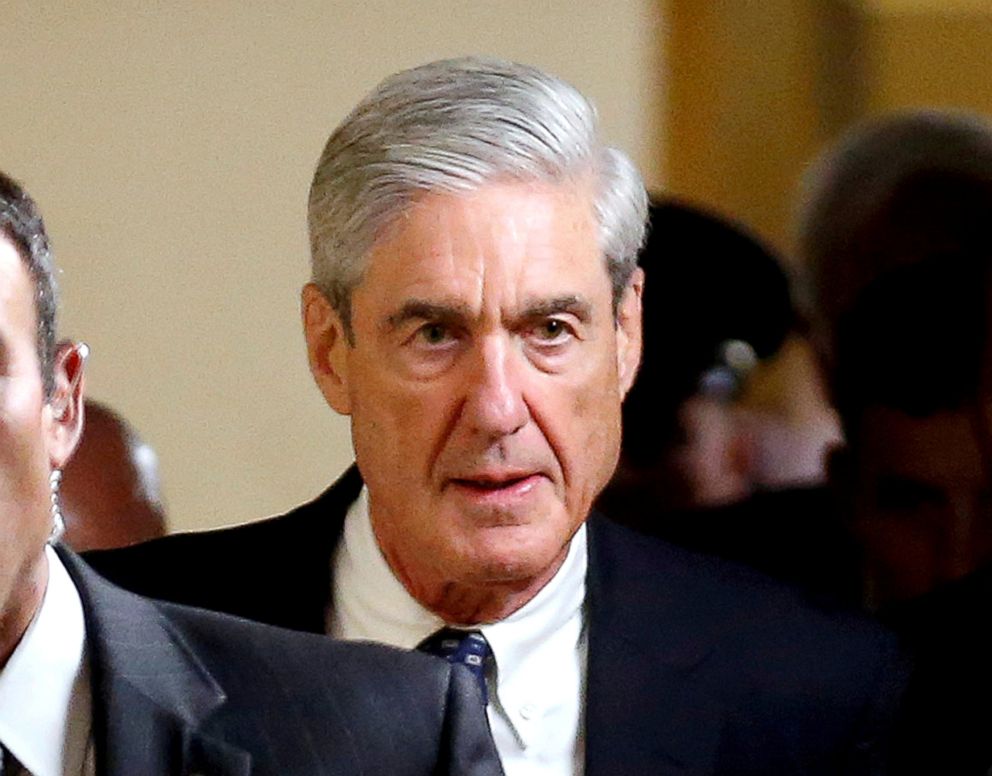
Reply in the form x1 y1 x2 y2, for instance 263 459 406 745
359 180 606 304
371 174 599 247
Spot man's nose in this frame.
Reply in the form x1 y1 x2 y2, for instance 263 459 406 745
461 336 529 440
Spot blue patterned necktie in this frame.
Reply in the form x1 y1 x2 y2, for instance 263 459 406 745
418 627 492 704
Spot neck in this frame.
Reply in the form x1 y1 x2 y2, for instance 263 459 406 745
0 550 48 668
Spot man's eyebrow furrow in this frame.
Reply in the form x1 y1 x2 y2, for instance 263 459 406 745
385 300 470 330
520 295 591 321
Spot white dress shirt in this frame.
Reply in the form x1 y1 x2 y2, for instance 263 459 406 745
329 487 587 776
0 547 94 776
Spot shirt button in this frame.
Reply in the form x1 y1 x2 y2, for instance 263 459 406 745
519 703 536 720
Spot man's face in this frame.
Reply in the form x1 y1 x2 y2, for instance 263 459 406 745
0 235 79 641
306 180 641 613
845 404 992 606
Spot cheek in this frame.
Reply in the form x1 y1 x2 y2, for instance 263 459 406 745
551 369 623 499
573 382 621 447
349 369 454 466
0 400 52 553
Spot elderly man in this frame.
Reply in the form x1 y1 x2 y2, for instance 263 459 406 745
0 170 500 775
91 57 906 775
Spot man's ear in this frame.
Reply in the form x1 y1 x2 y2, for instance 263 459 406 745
615 267 644 397
46 341 87 469
302 283 352 415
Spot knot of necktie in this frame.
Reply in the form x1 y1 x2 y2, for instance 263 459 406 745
417 627 492 704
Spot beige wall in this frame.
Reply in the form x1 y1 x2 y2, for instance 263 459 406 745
1 2 665 531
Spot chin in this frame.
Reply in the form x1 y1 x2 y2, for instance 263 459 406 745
453 531 569 585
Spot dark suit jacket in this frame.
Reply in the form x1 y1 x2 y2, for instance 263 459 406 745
876 564 992 775
60 546 501 775
88 466 907 775
598 484 865 606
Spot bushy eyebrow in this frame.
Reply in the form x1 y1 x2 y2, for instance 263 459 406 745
383 294 593 332
384 300 472 332
519 295 592 324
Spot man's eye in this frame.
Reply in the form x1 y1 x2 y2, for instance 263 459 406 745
533 319 569 341
417 323 452 345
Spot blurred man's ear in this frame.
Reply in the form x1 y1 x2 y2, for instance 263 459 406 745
616 267 644 397
302 283 352 416
46 341 87 468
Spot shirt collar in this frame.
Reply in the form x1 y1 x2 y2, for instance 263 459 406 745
329 485 587 656
329 486 443 646
477 522 586 690
0 546 91 776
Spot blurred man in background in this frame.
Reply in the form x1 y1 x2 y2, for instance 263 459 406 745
604 198 841 512
800 109 992 613
799 109 992 773
598 199 853 600
61 398 167 551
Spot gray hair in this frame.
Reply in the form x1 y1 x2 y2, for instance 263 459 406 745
308 56 647 338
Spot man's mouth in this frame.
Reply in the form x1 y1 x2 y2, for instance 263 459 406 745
447 472 543 499
455 475 526 488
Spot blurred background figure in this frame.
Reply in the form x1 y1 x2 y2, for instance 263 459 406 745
598 198 851 596
799 109 992 774
604 197 840 515
800 109 992 615
60 398 167 551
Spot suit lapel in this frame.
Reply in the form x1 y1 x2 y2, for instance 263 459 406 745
301 465 361 628
584 517 727 776
96 680 250 776
59 550 251 776
213 463 358 633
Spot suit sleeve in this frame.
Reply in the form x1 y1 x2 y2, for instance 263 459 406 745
435 665 505 776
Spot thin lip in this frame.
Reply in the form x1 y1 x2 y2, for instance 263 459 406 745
445 471 542 487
